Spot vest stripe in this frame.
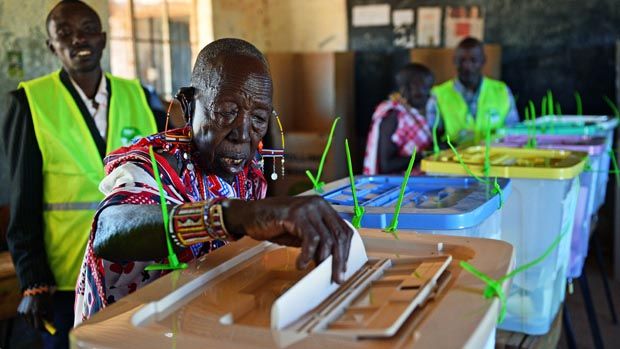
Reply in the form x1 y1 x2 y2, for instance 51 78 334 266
44 202 101 211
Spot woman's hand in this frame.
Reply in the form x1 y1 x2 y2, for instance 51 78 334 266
222 196 353 284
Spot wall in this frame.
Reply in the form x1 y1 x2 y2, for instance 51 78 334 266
212 0 348 52
348 0 620 116
0 0 110 109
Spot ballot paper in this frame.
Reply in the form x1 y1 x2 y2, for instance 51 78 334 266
271 222 368 330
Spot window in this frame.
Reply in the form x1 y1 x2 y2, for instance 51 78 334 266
109 0 198 100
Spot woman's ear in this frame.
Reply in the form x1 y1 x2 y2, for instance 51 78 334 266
175 87 196 123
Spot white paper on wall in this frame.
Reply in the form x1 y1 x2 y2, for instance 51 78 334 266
416 7 442 47
444 6 484 48
393 9 415 48
352 4 391 27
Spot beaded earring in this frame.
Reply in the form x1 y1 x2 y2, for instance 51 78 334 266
259 110 285 181
164 87 195 144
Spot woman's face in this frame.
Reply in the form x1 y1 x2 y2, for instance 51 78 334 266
192 54 273 183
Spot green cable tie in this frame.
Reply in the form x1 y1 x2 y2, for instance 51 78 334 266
446 135 503 208
574 91 583 115
528 100 538 148
541 95 547 116
524 107 533 149
459 260 507 323
306 116 340 193
145 146 187 271
609 149 620 187
432 105 441 157
547 90 554 116
555 102 562 116
384 147 417 238
603 95 620 118
483 113 491 177
345 139 365 228
461 223 570 324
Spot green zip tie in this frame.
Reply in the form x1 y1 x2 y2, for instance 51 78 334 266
574 92 583 115
610 149 620 187
541 95 547 116
145 146 187 271
384 147 417 238
603 95 620 118
528 100 538 147
432 105 441 157
547 90 554 116
528 100 536 119
345 139 365 228
524 108 534 149
446 135 504 208
461 223 570 324
583 157 593 172
483 113 492 177
555 102 562 116
306 117 341 193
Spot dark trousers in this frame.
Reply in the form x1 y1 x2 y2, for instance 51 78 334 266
41 291 74 349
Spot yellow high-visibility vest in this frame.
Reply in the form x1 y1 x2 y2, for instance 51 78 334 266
20 70 157 290
433 77 511 143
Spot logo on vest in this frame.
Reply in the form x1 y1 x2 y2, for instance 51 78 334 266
488 109 501 124
120 127 142 146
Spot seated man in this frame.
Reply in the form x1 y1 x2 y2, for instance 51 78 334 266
428 37 519 144
363 63 434 175
74 38 352 324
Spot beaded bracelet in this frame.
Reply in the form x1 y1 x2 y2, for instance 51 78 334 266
169 199 231 248
23 285 55 297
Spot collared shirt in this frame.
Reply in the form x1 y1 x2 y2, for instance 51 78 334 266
426 78 519 128
69 75 108 140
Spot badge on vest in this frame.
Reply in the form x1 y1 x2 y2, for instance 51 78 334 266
488 109 501 124
120 127 142 146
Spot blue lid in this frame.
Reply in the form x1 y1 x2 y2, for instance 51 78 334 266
299 175 511 230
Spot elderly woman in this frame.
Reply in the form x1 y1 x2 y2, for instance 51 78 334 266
74 39 352 324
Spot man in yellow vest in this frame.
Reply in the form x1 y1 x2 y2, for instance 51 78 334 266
0 1 164 347
429 37 519 144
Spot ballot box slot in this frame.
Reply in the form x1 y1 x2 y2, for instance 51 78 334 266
292 255 451 339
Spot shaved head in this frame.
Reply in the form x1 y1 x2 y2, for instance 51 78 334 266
191 38 269 92
46 0 101 36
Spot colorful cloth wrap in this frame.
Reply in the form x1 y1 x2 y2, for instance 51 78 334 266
363 96 431 175
74 127 266 324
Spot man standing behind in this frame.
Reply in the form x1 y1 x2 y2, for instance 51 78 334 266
429 37 518 144
0 1 164 348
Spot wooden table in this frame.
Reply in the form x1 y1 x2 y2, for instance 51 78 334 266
495 307 562 349
0 252 20 320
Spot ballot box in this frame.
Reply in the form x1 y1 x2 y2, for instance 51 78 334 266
300 175 510 240
494 135 607 279
71 229 514 349
498 115 618 210
422 146 587 334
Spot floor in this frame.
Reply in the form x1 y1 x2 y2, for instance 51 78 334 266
557 252 620 348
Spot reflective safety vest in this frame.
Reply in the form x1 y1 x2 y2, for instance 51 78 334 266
432 77 511 143
20 70 158 290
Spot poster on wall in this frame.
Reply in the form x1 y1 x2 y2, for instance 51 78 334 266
444 6 484 47
416 7 442 47
351 4 391 27
392 9 415 48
